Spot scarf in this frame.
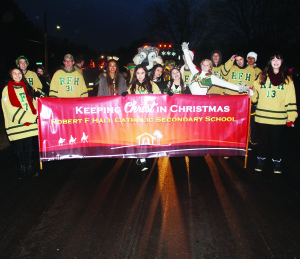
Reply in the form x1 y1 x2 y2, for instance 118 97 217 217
7 80 37 125
268 68 284 86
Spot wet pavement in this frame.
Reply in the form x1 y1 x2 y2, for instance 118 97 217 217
0 122 300 258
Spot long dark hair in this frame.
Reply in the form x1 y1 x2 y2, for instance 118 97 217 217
106 59 120 95
125 68 135 87
150 64 164 81
260 52 289 85
168 67 185 91
130 64 152 93
36 65 51 80
8 67 34 101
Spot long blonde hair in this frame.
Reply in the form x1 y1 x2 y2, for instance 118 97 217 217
200 59 213 76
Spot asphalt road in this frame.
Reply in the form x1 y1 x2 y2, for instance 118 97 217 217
0 123 300 258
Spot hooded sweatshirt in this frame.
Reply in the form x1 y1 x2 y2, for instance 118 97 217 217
208 50 225 95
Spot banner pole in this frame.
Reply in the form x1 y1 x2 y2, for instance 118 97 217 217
244 98 251 168
37 99 43 170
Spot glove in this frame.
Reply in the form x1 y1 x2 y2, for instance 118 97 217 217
238 83 249 93
167 91 173 96
181 42 189 51
286 120 294 127
121 91 128 97
34 91 42 98
247 86 254 97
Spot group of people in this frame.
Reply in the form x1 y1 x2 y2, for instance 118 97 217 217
1 54 88 179
97 43 297 173
1 42 298 177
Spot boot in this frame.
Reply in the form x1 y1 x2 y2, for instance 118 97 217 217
16 153 26 179
272 159 282 174
25 151 38 177
255 157 266 172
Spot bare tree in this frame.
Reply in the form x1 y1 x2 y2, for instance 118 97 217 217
211 0 300 53
144 0 208 47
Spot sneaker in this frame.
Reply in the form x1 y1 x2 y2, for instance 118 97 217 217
136 158 141 166
136 158 148 171
140 162 148 171
272 159 282 174
255 157 266 171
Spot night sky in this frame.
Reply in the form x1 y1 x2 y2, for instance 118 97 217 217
14 0 153 51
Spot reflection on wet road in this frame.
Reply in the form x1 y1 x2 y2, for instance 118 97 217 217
0 143 300 258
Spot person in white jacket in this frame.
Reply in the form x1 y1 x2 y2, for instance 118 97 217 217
181 42 250 95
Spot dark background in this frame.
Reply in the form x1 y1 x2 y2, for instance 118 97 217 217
1 0 300 78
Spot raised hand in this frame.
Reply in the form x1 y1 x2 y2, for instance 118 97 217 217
181 42 189 51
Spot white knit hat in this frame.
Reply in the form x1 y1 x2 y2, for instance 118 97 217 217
247 52 257 62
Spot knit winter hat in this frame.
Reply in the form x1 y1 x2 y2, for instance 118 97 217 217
247 52 258 62
166 61 175 66
16 56 29 67
125 62 136 71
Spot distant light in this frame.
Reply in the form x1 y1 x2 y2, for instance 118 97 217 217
144 45 149 48
169 44 172 48
164 44 167 48
89 83 94 86
101 55 105 59
159 44 162 48
56 25 60 29
36 62 43 65
89 60 95 68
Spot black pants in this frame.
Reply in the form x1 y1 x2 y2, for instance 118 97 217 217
257 123 285 160
13 137 34 154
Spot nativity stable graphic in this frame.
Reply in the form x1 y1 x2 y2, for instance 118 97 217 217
136 130 163 146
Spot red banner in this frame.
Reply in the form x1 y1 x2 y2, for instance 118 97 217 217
38 95 250 161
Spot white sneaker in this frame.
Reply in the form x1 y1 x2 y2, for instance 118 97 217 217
140 162 148 171
136 158 148 171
